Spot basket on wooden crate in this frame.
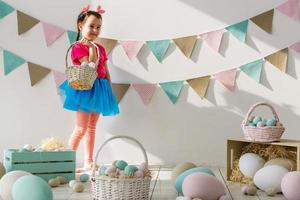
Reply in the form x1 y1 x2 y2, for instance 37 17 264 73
4 149 76 182
241 102 285 142
65 42 99 90
91 136 151 200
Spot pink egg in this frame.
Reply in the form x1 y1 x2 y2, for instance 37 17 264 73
281 171 300 200
139 162 148 171
134 170 144 178
257 121 265 127
105 166 117 175
182 172 225 199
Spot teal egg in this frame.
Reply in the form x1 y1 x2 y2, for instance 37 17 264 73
99 166 107 175
174 167 215 194
252 116 262 125
124 165 138 176
79 174 89 182
116 160 128 170
266 118 276 126
12 175 53 200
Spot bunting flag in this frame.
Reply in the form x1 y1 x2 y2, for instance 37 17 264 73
173 36 197 58
17 10 40 35
95 37 118 54
42 22 65 46
226 20 248 42
67 30 78 44
251 10 274 33
52 70 66 94
240 59 264 82
277 0 299 21
132 83 156 105
146 40 170 62
3 50 25 75
119 41 144 60
213 68 237 92
112 83 130 103
28 62 51 86
200 29 224 52
187 76 210 99
290 41 300 53
159 81 184 104
0 0 14 19
265 48 288 72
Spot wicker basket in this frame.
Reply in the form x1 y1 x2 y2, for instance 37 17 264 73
241 102 285 142
91 136 151 200
65 42 98 90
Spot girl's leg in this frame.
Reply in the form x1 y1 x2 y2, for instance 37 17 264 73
84 113 100 167
68 111 90 150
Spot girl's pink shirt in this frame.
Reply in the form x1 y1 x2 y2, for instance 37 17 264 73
71 42 108 78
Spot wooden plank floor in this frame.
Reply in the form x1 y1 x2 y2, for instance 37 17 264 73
53 167 287 200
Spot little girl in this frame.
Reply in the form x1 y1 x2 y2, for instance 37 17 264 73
59 5 119 170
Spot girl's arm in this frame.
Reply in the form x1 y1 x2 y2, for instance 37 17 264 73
104 61 112 84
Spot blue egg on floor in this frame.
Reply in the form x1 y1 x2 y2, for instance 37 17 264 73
79 174 89 182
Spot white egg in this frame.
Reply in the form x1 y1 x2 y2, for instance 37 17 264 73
253 165 288 193
239 153 265 178
264 158 296 171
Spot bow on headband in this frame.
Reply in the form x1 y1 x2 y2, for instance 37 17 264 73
82 5 105 14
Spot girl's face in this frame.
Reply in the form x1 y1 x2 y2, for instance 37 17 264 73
79 15 102 41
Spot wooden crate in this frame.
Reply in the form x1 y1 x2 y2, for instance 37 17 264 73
227 138 300 182
4 149 76 182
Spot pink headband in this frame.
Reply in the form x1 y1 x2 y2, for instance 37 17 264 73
82 5 105 14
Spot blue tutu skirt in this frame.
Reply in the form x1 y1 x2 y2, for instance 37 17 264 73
59 78 119 116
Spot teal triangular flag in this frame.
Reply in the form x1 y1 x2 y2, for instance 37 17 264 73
146 40 170 62
67 30 78 44
0 0 15 19
159 81 184 104
3 50 25 75
226 20 248 42
240 59 264 82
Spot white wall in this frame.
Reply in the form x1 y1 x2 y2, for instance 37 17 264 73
1 0 300 167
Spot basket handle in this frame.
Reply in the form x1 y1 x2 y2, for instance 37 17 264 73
65 41 100 68
92 135 148 177
243 102 280 124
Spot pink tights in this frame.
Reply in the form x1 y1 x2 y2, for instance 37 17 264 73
68 111 100 167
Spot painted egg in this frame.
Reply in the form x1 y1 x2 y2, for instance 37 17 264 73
79 174 89 182
134 170 144 178
256 121 265 127
116 160 128 170
138 162 148 172
239 153 265 178
266 118 276 126
253 165 288 193
105 166 117 175
252 116 262 125
174 167 215 194
171 162 196 183
264 158 296 171
281 171 300 200
99 166 107 175
124 165 138 177
182 172 225 199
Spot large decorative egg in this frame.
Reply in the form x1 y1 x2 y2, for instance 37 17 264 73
116 160 128 170
266 118 276 126
174 167 215 194
124 165 138 177
281 171 300 200
0 170 31 200
239 153 265 178
253 165 288 193
264 158 296 171
182 172 225 199
12 175 53 200
252 116 262 125
171 162 196 183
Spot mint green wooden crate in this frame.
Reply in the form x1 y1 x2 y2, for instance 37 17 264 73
4 149 76 182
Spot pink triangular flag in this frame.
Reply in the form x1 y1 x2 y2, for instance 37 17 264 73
52 70 66 94
277 0 300 21
132 83 156 105
42 22 65 46
290 41 300 53
119 41 144 60
213 68 237 92
200 29 224 52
